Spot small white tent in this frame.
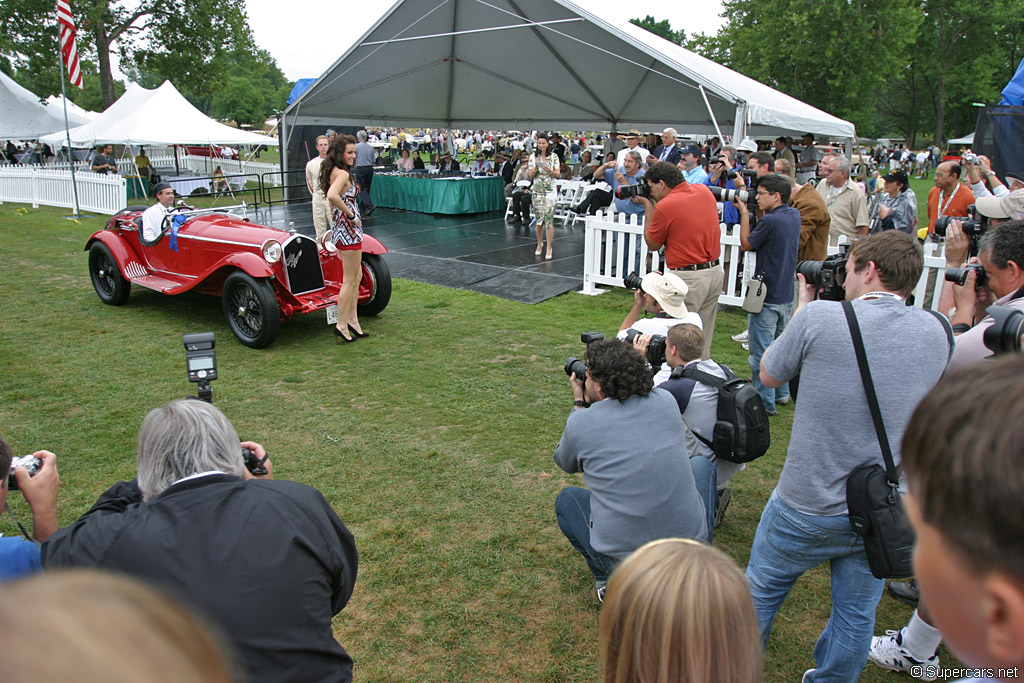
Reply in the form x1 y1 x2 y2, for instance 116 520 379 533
1 70 81 139
42 80 278 148
947 132 975 146
45 95 98 122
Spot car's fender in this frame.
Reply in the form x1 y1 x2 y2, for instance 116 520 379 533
84 231 140 279
362 234 388 255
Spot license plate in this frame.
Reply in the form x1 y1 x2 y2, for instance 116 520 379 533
326 305 338 325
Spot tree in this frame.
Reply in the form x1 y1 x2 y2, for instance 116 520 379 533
629 15 686 45
211 76 265 126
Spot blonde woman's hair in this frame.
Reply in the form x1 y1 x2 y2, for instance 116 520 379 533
0 569 239 683
599 539 762 683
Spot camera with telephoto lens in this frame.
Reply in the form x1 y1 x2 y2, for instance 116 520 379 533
623 328 667 369
623 271 644 290
708 186 749 204
183 332 267 476
7 455 42 491
615 183 650 200
564 332 604 380
796 244 850 301
983 305 1024 354
945 263 988 288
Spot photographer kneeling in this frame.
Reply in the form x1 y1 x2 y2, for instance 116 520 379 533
939 199 1024 371
0 438 59 581
42 400 358 683
553 339 715 603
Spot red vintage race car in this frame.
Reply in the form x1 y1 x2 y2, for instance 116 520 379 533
86 204 391 348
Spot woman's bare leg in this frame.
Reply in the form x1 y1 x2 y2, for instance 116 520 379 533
337 249 363 333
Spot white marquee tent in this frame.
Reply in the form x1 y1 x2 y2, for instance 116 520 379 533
282 0 856 170
1 70 88 139
45 95 99 122
41 80 278 148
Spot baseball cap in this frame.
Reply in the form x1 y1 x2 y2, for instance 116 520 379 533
975 188 1024 220
640 272 690 318
680 145 702 157
882 170 909 186
151 182 172 194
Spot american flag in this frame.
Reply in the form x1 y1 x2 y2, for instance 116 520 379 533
56 0 83 88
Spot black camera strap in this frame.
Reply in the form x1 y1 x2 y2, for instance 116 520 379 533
4 503 37 544
842 301 900 487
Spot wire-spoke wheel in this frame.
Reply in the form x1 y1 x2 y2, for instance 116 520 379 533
222 271 280 348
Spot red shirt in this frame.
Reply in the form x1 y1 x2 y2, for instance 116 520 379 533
647 182 721 268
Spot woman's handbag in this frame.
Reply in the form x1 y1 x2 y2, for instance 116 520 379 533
842 301 915 579
741 275 767 314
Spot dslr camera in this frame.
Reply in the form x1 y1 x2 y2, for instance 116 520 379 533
623 328 667 369
615 183 650 200
934 204 986 255
183 332 267 476
984 305 1024 354
796 244 850 301
945 262 988 288
623 271 643 290
708 186 749 204
564 332 605 380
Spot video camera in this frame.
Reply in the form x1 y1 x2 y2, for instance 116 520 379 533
983 305 1024 354
183 332 267 476
796 244 850 301
934 204 987 256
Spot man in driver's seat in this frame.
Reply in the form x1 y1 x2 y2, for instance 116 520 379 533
142 182 177 242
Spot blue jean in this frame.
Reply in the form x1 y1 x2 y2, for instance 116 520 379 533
748 302 791 412
745 492 884 683
555 456 717 584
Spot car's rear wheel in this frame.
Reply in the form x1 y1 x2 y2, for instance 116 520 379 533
89 242 131 305
222 271 280 348
357 254 392 317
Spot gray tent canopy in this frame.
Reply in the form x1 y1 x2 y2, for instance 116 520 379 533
282 0 856 171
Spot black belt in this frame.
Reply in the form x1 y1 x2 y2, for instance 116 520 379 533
673 259 720 272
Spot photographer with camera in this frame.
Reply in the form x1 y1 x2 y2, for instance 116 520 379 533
734 174 801 415
554 339 715 603
591 149 645 220
0 438 59 581
964 154 1024 199
42 399 359 683
637 161 723 359
939 214 1024 372
747 231 952 683
709 148 743 228
617 271 703 383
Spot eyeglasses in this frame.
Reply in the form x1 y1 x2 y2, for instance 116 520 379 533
934 172 947 178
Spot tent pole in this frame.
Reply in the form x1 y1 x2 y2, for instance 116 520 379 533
174 145 180 175
698 85 724 143
731 102 747 146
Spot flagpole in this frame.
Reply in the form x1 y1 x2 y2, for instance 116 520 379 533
58 70 83 218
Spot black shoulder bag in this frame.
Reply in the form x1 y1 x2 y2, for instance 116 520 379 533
842 301 915 579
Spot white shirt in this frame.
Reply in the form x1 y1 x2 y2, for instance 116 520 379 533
617 145 650 166
141 202 172 241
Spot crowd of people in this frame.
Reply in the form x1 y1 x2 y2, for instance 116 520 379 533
5 123 1024 682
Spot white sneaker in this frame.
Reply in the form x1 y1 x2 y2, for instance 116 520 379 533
801 669 815 683
741 342 749 351
776 396 791 405
868 629 940 680
732 330 749 342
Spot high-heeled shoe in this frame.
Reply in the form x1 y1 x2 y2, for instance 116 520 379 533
333 326 355 343
535 246 543 256
545 248 553 260
348 324 369 339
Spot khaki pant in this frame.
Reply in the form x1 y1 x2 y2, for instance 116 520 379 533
312 195 331 242
672 265 725 359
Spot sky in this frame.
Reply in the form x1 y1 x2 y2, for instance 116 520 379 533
245 0 727 82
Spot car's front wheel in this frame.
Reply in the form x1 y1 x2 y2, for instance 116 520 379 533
222 271 280 348
357 254 392 317
89 242 131 305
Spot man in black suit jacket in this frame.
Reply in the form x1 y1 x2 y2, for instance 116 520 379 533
439 151 461 172
651 127 682 166
496 151 518 185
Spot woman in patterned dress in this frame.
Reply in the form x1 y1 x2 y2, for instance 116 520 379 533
320 134 367 343
529 132 560 260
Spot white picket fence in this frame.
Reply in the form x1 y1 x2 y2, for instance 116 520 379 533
0 167 126 215
581 213 949 311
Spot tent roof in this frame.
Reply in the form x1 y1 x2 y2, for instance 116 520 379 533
41 81 278 147
0 70 79 140
45 95 98 123
947 132 975 145
284 0 855 140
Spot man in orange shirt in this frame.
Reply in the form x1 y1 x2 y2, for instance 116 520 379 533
927 161 974 234
636 161 723 359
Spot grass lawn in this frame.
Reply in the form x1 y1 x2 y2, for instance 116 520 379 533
0 203 957 681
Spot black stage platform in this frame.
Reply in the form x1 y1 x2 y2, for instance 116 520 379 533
246 204 586 304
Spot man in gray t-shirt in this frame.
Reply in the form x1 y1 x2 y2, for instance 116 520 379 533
553 339 714 601
745 231 951 683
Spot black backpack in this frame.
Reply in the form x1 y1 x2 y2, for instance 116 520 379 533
672 362 771 464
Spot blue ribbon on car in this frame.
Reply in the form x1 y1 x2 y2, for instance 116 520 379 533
169 213 186 251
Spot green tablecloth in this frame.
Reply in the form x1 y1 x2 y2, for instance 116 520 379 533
370 175 505 214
